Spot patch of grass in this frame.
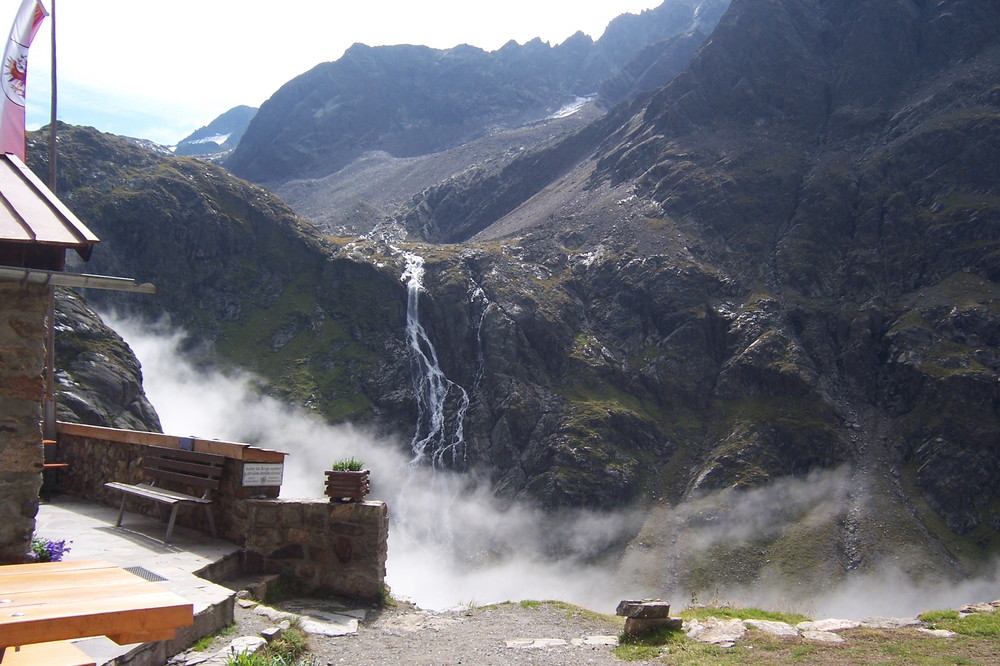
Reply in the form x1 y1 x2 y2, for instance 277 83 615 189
378 584 396 607
264 622 309 661
613 643 664 661
680 606 810 626
224 650 314 666
919 610 961 623
329 457 364 471
920 609 1000 638
191 622 237 651
516 600 620 624
614 623 685 661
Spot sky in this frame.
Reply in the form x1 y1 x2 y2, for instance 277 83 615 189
16 0 662 146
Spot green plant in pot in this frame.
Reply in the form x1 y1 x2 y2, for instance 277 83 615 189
326 457 370 501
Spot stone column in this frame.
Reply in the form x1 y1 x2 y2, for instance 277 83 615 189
0 282 47 564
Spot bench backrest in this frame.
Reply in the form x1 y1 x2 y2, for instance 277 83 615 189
141 446 225 493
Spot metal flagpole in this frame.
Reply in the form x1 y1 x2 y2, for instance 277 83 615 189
43 0 57 439
47 0 55 190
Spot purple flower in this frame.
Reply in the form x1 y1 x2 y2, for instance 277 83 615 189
30 537 71 562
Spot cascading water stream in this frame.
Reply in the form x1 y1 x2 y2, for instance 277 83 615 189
395 251 473 548
401 252 470 470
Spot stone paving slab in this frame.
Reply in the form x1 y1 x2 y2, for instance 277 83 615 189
253 603 360 636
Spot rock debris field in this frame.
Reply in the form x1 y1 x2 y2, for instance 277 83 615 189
170 597 1000 665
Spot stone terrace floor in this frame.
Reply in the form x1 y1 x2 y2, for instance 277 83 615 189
34 494 240 665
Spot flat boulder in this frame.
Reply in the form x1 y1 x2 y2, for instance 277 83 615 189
797 618 861 632
616 599 672 618
685 617 746 647
742 618 799 637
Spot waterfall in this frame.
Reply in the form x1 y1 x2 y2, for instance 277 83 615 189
401 252 470 470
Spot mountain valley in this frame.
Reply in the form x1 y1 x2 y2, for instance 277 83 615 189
30 0 1000 604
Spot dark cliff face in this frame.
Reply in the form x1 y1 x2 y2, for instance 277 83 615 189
53 289 161 432
31 0 1000 596
224 0 730 184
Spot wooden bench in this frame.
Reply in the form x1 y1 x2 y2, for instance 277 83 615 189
1 640 95 666
105 446 225 543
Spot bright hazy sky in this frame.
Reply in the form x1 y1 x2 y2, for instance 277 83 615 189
17 0 662 145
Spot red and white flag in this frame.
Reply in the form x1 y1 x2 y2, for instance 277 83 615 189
0 0 46 161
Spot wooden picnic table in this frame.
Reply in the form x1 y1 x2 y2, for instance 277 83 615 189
0 559 193 662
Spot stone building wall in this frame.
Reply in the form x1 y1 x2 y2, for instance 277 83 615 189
53 423 388 603
0 282 47 564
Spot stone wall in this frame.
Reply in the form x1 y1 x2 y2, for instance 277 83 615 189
0 282 47 564
53 422 388 603
236 499 388 602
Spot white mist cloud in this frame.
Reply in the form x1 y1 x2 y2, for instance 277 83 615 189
628 466 1000 619
99 314 1000 618
103 313 644 611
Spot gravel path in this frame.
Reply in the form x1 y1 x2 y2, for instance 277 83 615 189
200 598 627 665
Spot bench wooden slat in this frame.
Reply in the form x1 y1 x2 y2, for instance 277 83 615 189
0 560 116 577
2 577 184 605
0 567 152 595
0 589 192 646
145 456 223 479
144 468 219 490
1 640 95 666
105 482 211 505
143 445 226 465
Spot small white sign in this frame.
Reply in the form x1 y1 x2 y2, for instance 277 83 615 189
242 462 284 487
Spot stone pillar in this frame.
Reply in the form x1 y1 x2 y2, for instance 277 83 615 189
0 282 47 564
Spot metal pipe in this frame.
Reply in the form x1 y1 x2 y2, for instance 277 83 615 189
0 265 156 293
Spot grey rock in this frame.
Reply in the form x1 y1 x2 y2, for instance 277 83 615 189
917 628 958 638
801 630 845 643
742 619 799 637
796 619 861 632
260 626 283 642
505 638 568 649
684 618 745 647
571 636 619 646
860 617 921 629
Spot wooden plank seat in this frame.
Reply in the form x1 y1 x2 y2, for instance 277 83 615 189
104 446 225 543
0 640 96 666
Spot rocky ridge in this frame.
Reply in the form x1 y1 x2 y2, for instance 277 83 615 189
224 0 730 185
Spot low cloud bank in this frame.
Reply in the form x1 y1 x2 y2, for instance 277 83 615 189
104 315 999 617
106 315 643 611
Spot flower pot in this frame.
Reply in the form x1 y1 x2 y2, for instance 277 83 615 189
325 469 370 501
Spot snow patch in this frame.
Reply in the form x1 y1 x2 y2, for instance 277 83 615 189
548 95 594 119
189 133 231 145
